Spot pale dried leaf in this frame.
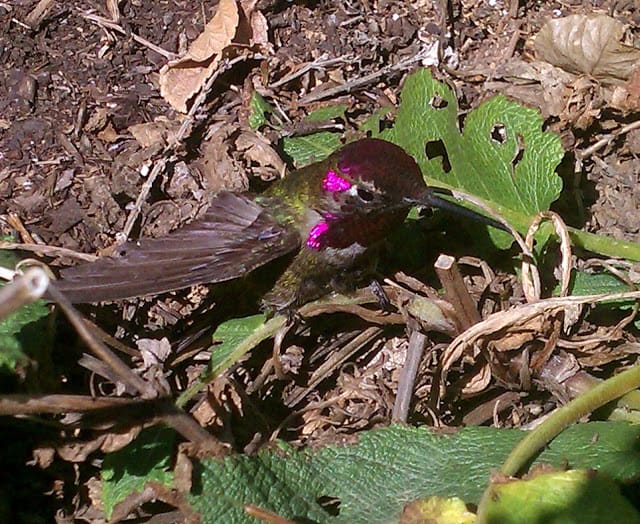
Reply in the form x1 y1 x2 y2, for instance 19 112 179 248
101 426 141 453
128 117 186 148
495 60 575 117
57 435 107 462
461 363 491 396
235 132 286 178
137 337 172 368
609 68 640 111
198 129 248 192
184 0 239 61
96 121 119 143
31 446 55 468
128 122 167 148
250 10 270 47
159 0 240 112
84 107 110 133
534 14 640 84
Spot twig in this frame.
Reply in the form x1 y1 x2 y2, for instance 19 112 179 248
0 394 136 415
299 47 433 104
157 400 228 455
0 268 49 321
392 330 428 422
285 326 382 407
434 254 481 330
47 283 158 399
80 11 178 60
578 118 640 159
0 241 97 262
245 504 297 524
269 55 353 88
120 55 248 241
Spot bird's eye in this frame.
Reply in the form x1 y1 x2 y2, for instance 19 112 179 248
356 187 374 202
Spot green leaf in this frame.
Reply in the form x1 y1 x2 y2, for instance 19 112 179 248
0 250 51 373
188 422 640 524
565 271 631 296
555 271 637 318
306 104 348 122
483 469 640 524
360 106 394 135
249 91 274 130
377 68 640 260
102 427 176 520
282 131 342 167
209 313 270 376
379 69 563 247
0 300 50 373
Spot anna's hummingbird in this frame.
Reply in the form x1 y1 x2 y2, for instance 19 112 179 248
56 138 503 310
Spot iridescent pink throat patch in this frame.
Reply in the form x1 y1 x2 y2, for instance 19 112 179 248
306 221 329 249
322 169 351 192
306 212 336 250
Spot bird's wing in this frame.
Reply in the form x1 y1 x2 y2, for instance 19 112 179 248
56 192 300 302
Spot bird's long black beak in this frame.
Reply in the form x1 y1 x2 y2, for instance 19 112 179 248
404 187 510 233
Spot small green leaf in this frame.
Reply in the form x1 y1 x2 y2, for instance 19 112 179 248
102 427 175 520
209 313 270 375
556 271 637 316
0 250 51 373
566 271 631 296
282 131 341 167
306 104 348 122
249 91 274 130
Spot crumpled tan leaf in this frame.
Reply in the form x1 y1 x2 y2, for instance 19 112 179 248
128 117 189 148
159 0 240 112
534 14 640 84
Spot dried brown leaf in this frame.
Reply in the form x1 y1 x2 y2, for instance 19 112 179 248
534 14 640 84
128 121 167 148
159 0 240 112
610 68 640 111
235 132 286 179
84 107 110 133
249 10 270 47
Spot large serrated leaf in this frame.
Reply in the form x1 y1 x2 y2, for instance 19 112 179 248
379 69 563 240
188 422 640 523
377 68 640 260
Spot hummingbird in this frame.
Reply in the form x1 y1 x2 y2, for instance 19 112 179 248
56 138 505 310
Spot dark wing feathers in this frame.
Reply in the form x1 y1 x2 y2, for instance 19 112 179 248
56 192 300 302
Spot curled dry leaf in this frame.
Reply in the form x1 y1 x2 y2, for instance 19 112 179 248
159 0 240 112
235 132 286 180
249 10 269 47
610 68 640 111
534 14 640 84
128 116 191 148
